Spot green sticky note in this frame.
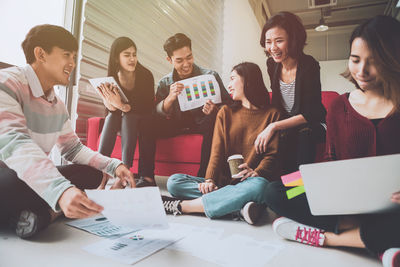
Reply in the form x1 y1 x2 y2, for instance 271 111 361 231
286 185 305 199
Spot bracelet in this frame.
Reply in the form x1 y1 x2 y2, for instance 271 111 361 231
204 179 214 183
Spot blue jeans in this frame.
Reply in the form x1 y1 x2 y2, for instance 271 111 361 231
167 174 270 218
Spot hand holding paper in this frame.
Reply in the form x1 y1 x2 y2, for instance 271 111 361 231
85 187 168 230
202 99 216 115
58 187 103 219
177 74 222 111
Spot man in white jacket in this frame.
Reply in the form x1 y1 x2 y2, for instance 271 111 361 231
0 24 135 238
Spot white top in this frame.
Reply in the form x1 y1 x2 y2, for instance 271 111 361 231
279 79 295 113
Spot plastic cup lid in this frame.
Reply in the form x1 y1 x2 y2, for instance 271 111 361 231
227 154 244 162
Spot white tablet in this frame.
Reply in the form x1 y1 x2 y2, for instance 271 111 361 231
89 76 129 103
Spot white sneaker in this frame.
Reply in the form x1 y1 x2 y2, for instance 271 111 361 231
240 202 264 225
382 248 400 267
273 217 325 247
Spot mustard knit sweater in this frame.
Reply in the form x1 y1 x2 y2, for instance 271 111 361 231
205 105 281 186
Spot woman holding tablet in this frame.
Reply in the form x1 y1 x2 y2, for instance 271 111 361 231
264 16 400 266
97 37 156 187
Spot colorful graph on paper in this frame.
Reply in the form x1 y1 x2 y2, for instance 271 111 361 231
177 74 222 111
185 85 192 101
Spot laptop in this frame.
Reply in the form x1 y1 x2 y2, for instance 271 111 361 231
300 154 400 216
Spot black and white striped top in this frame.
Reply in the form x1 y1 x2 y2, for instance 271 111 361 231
279 79 296 113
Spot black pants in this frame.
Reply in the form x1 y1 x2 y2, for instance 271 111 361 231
99 111 156 178
0 164 102 224
153 112 217 177
264 181 400 254
279 123 326 174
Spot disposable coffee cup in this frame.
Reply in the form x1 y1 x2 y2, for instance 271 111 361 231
227 154 244 178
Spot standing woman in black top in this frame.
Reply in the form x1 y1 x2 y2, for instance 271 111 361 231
97 37 156 187
255 11 326 173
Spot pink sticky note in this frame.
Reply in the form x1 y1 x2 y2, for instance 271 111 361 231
281 170 302 185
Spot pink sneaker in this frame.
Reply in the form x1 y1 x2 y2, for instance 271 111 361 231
382 248 400 267
273 217 325 247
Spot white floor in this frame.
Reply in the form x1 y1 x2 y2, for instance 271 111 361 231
0 176 381 267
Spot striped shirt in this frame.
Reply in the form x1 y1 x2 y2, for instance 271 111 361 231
0 65 122 211
279 79 296 113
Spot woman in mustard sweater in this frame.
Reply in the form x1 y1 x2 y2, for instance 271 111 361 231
162 62 281 225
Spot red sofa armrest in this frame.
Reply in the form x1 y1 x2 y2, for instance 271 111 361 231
86 117 105 151
321 91 340 112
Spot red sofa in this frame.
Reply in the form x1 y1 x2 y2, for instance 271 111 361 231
86 118 203 176
86 91 339 176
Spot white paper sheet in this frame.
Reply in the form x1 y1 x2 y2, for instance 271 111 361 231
208 234 285 267
89 76 129 103
177 74 222 111
166 223 224 258
83 227 184 265
85 187 168 230
166 224 284 267
66 215 138 238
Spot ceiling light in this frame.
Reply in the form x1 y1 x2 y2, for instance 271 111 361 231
315 9 329 32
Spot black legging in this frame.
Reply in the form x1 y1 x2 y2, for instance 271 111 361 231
0 164 102 224
98 110 155 178
264 181 400 254
279 123 326 174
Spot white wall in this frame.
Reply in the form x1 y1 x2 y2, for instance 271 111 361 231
222 0 269 87
222 1 357 95
319 60 356 94
0 0 65 66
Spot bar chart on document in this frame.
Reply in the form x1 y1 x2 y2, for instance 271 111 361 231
177 74 222 111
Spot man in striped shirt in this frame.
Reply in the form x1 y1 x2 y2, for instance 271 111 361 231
0 24 135 239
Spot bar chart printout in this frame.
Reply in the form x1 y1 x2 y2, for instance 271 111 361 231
177 74 222 111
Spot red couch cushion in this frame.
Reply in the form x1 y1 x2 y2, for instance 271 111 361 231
95 133 202 164
90 120 203 176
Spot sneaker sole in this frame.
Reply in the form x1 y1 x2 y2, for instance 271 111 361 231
242 202 263 225
15 210 38 238
382 248 400 267
272 217 293 234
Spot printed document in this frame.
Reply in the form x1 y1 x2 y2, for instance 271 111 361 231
177 74 222 111
66 215 138 238
83 227 184 265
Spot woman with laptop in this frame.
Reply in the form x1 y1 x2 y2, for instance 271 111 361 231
96 37 156 187
264 15 400 266
255 11 327 174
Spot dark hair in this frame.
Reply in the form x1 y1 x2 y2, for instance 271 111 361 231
341 15 400 111
259 11 306 59
22 24 78 64
163 33 191 57
107 37 137 81
231 62 270 110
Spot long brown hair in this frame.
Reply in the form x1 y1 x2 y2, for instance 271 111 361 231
342 15 400 111
230 62 270 111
